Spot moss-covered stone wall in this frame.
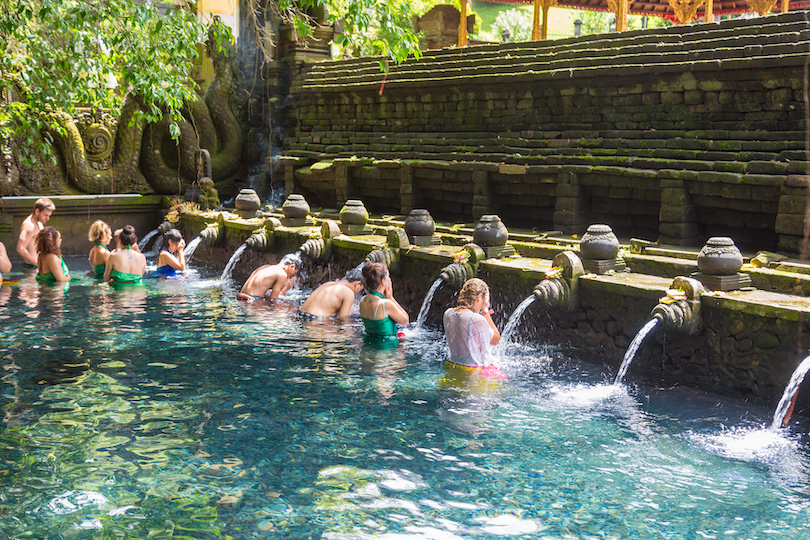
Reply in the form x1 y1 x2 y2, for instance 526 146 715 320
280 12 809 253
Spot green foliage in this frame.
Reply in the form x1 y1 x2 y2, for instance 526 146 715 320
491 8 533 42
572 10 614 34
0 0 207 155
572 10 672 35
326 0 433 65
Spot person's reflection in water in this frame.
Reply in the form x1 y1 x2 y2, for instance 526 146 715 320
359 335 408 405
0 282 12 321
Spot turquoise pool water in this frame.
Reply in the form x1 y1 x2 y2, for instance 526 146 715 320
1 256 809 539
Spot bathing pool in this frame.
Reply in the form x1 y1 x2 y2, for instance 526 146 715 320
1 256 809 539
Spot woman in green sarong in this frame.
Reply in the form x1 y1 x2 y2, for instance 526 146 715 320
359 262 409 339
36 227 71 283
87 220 112 276
103 225 146 284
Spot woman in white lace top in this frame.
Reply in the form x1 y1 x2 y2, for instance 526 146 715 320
443 278 501 368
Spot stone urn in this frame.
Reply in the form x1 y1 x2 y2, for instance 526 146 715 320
184 184 202 203
339 199 369 226
235 189 261 218
282 194 310 219
579 224 620 260
697 237 743 275
404 209 435 239
473 215 508 247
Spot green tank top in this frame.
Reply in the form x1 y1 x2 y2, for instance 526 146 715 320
91 244 106 275
36 257 69 284
110 269 142 284
362 291 399 338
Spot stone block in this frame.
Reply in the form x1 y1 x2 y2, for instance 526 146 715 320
555 197 585 212
660 187 691 205
777 194 808 215
659 222 700 238
775 214 807 235
697 171 744 185
660 204 698 222
746 161 789 175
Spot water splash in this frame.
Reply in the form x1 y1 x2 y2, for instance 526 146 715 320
416 278 444 328
499 296 536 346
770 354 810 430
183 236 203 263
613 318 659 386
220 243 248 282
138 228 159 251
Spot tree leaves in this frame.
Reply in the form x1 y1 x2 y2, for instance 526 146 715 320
0 0 207 158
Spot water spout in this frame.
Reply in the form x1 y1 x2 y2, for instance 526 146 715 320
439 262 475 290
416 278 444 328
613 318 659 386
365 247 398 274
199 221 222 245
138 228 159 251
770 355 810 430
221 243 248 282
499 296 536 345
300 237 330 262
650 277 704 335
183 236 203 263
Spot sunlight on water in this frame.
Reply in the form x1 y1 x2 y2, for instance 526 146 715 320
1 255 809 539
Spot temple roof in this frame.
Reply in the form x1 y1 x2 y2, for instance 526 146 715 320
478 0 810 21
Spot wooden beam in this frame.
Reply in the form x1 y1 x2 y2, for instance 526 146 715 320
541 3 550 39
459 1 468 47
533 0 542 40
782 0 789 11
705 0 714 21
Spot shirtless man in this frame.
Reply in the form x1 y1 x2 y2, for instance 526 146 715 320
17 198 55 267
299 266 364 318
236 254 301 301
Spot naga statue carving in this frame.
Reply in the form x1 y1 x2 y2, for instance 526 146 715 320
139 25 245 194
6 22 245 196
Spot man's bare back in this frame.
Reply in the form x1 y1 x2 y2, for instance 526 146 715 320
300 279 363 318
237 259 300 301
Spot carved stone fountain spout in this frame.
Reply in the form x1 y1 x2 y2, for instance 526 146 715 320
439 243 486 290
651 276 705 335
533 251 585 312
246 217 282 252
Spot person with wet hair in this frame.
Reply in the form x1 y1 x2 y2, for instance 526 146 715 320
104 225 146 284
155 229 186 277
237 253 301 301
443 278 501 368
18 197 55 267
299 264 365 318
35 226 70 283
88 220 112 276
359 262 409 338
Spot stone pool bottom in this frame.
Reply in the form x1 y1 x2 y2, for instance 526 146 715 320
0 256 808 539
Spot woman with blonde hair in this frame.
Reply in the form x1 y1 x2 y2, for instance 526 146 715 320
443 278 501 369
87 220 112 276
36 227 71 283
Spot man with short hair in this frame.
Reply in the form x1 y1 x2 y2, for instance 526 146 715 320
236 254 301 301
299 266 365 318
17 198 55 267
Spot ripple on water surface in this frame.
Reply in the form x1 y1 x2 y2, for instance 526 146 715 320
0 257 809 539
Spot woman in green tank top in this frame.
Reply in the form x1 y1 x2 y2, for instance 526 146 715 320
359 262 409 338
87 220 112 276
36 227 71 283
104 226 146 284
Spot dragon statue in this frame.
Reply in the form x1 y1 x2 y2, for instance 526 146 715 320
140 24 245 194
7 22 245 196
